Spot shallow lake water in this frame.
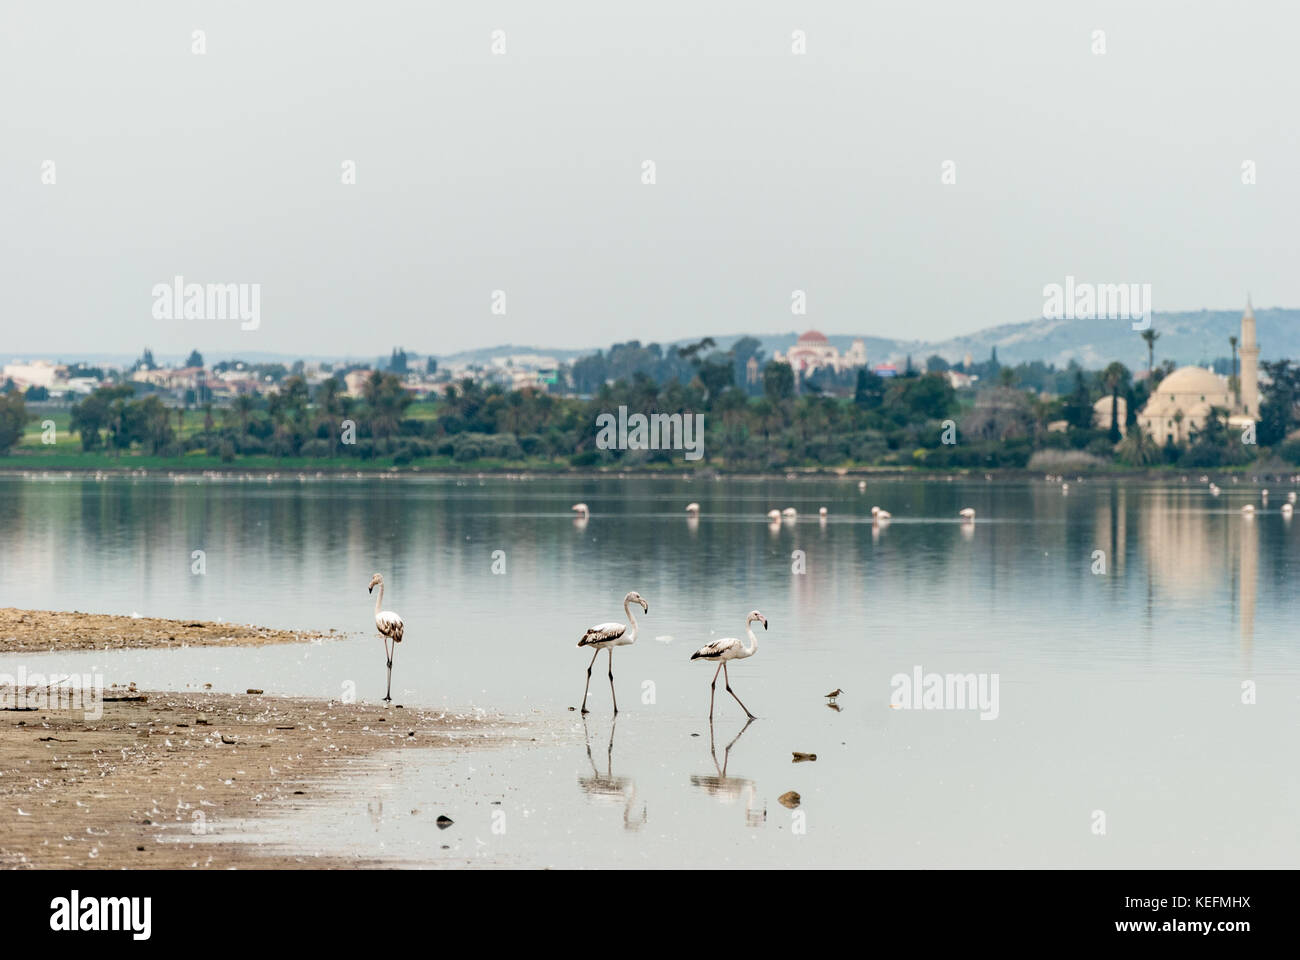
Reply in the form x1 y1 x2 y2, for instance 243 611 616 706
2 473 1297 867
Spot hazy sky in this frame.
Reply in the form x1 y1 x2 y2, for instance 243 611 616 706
3 0 1297 359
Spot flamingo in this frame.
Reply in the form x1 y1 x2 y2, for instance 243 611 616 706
818 506 828 517
577 591 648 714
766 509 781 521
782 507 797 519
1241 504 1256 516
1289 491 1297 504
959 508 976 520
366 573 404 703
571 502 590 518
871 506 892 520
1283 503 1294 517
685 502 700 515
690 611 767 720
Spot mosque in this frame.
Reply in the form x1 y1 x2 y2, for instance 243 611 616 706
1134 298 1261 445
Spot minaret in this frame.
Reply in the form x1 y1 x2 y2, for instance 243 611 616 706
1240 295 1260 417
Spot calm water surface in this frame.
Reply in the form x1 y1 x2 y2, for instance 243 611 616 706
2 474 1297 867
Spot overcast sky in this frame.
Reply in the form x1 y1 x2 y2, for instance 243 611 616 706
3 0 1297 359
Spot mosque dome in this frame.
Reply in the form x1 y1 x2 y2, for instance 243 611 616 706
1157 367 1226 398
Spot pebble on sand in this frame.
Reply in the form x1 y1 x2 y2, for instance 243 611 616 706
792 752 817 763
778 791 801 809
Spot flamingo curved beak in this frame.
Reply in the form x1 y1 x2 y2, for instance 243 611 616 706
368 584 374 594
641 601 649 613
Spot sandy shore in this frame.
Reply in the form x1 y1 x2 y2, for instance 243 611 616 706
0 607 337 652
0 691 519 869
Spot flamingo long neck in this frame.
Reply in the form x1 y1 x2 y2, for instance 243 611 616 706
624 598 639 638
744 620 759 657
374 581 385 619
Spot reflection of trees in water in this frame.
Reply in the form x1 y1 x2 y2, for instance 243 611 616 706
577 717 646 831
690 718 765 827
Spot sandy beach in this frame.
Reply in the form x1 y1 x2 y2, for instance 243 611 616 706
0 607 337 652
0 690 519 869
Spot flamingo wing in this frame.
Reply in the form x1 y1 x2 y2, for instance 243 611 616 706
691 637 740 661
578 622 626 647
377 611 404 642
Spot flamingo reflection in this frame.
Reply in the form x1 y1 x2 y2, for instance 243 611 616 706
689 718 765 826
577 717 646 830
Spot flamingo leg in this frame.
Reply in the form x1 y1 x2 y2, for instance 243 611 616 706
724 663 755 719
709 663 722 719
384 636 395 703
580 649 598 714
608 648 618 715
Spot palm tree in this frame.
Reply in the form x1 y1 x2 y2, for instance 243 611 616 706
1140 329 1160 377
1102 362 1130 444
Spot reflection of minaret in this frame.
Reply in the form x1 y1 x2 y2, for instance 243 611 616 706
1238 514 1257 656
1240 296 1260 417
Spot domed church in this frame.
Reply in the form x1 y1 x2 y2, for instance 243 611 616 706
1136 299 1260 445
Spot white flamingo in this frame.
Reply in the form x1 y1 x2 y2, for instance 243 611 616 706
818 506 828 517
782 507 797 519
1289 491 1297 504
685 502 700 515
577 591 648 714
367 573 405 703
571 502 590 518
690 611 767 720
766 509 781 521
1241 504 1256 516
959 507 976 520
1283 503 1294 517
871 506 892 521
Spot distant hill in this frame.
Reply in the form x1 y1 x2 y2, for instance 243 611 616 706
13 307 1294 373
682 307 1296 372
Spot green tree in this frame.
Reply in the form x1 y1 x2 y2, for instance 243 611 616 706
762 361 794 402
0 393 28 455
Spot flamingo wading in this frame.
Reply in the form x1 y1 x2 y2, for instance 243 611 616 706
367 573 405 702
577 591 648 714
690 611 767 720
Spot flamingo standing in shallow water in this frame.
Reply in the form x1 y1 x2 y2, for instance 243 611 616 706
690 611 767 720
367 573 405 703
571 502 590 518
871 506 892 521
577 591 648 714
959 507 976 520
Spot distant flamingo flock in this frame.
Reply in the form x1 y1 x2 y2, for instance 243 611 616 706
362 474 1289 708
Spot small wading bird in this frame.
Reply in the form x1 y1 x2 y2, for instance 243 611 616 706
577 591 648 714
367 573 404 703
690 611 767 720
